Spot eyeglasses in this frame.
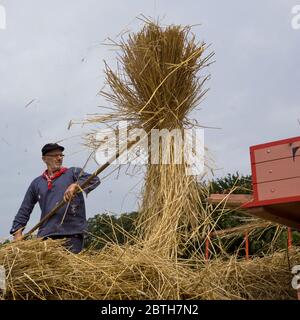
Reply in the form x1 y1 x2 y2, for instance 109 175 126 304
45 154 65 158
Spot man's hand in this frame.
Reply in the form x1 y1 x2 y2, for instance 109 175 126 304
64 183 79 202
13 229 24 241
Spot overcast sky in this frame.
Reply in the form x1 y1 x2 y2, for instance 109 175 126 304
0 0 299 240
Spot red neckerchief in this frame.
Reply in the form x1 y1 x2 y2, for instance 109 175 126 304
42 167 68 190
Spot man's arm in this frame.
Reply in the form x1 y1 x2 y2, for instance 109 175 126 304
72 167 101 194
64 167 100 202
10 181 38 240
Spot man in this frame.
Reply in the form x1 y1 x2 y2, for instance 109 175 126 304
10 143 100 253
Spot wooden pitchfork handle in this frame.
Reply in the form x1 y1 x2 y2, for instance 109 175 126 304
22 140 136 240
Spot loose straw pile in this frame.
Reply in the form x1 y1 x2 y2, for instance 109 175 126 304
0 239 299 300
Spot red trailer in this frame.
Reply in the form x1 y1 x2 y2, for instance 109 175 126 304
209 136 300 229
208 135 300 299
244 135 300 228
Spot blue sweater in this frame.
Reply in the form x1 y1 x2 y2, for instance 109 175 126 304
10 167 100 237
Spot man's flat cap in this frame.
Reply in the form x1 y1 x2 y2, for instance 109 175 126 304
42 143 64 156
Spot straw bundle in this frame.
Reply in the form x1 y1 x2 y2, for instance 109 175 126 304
0 239 195 300
99 22 212 130
197 249 300 300
1 239 299 300
85 21 214 258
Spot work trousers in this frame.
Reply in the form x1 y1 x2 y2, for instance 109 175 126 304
45 234 84 254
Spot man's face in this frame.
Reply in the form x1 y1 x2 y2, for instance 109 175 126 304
42 149 64 171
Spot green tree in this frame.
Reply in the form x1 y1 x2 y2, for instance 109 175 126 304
84 211 138 250
207 172 295 257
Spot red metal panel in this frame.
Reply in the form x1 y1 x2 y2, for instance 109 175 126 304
242 137 300 228
255 156 300 183
256 177 300 201
250 136 300 153
252 139 300 163
243 195 300 208
288 227 292 249
250 148 259 201
205 236 210 262
245 231 249 260
250 136 300 207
